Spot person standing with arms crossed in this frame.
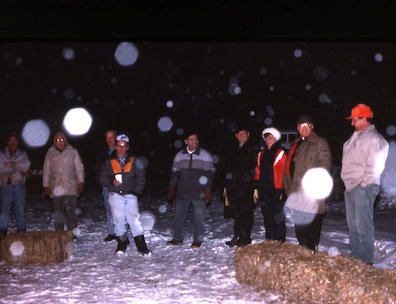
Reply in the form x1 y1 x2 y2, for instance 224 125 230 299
341 104 389 265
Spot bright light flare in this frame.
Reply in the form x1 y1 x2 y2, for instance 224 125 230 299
63 107 92 136
114 42 139 66
22 119 51 148
301 167 333 199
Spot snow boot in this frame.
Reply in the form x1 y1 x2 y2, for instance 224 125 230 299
116 237 128 255
134 235 151 256
225 235 239 247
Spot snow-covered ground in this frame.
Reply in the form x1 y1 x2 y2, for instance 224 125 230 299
1 189 395 304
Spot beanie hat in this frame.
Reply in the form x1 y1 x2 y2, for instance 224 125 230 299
262 127 281 141
346 103 374 120
116 134 129 143
296 115 314 125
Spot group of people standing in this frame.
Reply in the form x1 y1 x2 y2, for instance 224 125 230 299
223 103 388 265
0 103 389 264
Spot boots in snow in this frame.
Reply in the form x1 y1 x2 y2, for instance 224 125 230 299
134 235 151 256
225 235 239 247
116 236 129 255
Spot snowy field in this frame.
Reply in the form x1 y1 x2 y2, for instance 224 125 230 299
0 189 395 304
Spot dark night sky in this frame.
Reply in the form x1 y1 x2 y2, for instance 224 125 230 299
1 3 396 192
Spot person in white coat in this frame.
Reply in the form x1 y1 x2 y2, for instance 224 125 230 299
43 131 85 235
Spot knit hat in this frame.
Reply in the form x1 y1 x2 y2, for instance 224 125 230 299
262 127 281 141
346 103 374 120
116 134 129 143
296 115 314 125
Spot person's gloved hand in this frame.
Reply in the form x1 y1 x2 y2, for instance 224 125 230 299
167 188 175 205
204 188 212 204
77 182 84 194
253 189 259 206
43 187 51 198
223 187 229 207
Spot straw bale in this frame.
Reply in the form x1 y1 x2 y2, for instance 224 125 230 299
235 240 396 304
0 231 74 265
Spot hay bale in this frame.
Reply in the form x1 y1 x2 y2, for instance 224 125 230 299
0 231 74 265
235 241 396 304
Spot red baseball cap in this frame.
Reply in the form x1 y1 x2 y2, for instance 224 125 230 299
346 104 374 120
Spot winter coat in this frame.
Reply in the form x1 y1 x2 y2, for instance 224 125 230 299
42 144 85 198
100 153 145 197
0 148 31 187
224 143 256 185
169 147 215 200
284 131 332 214
341 124 389 191
254 141 286 191
94 146 116 185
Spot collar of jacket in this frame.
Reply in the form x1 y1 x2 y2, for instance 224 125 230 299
182 147 201 155
300 131 320 143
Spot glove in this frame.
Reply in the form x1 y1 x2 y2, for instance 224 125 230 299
204 188 212 204
223 187 230 207
167 188 175 205
253 189 259 206
77 182 84 194
43 187 51 198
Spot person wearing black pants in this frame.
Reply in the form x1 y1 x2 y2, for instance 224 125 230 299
254 127 287 242
223 127 257 247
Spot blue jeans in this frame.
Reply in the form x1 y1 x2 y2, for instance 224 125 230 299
102 187 115 235
0 184 27 231
108 192 143 238
345 184 380 264
172 199 206 243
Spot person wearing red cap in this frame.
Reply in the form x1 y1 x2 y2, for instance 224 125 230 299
341 104 389 265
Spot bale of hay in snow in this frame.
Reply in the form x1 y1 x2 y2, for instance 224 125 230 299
0 231 74 265
235 240 396 304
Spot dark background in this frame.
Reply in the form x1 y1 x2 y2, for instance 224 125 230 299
1 2 396 196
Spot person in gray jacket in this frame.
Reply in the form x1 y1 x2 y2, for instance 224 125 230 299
0 132 31 236
43 131 85 235
167 131 215 248
341 104 389 265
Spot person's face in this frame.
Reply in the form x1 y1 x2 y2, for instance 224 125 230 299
264 133 276 149
54 136 66 151
105 131 117 148
351 116 369 131
297 122 313 138
235 130 250 145
7 136 19 153
116 141 129 157
184 134 199 151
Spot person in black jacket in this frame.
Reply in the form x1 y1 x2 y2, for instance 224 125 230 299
100 134 150 256
223 127 257 247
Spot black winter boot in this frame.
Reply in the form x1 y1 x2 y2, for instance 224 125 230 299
134 235 151 256
116 236 128 255
225 235 239 247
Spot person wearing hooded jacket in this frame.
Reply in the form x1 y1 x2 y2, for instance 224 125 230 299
43 131 85 235
100 134 151 256
253 127 287 242
284 116 332 251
